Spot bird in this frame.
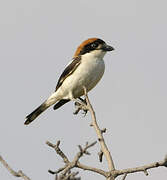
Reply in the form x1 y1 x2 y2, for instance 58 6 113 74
24 38 114 125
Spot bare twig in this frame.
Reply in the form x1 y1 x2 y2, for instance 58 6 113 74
0 155 31 180
114 157 167 177
46 140 69 164
60 141 98 177
83 87 115 172
46 140 108 178
76 162 107 177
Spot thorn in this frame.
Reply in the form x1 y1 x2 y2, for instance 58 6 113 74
98 150 103 162
78 145 83 152
155 162 159 167
101 128 107 134
56 140 60 146
143 169 149 176
48 170 56 174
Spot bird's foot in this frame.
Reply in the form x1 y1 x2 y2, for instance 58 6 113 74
73 98 88 116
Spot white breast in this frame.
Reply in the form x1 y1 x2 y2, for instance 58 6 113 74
57 50 106 99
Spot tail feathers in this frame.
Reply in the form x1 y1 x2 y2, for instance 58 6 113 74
24 101 49 125
53 99 70 110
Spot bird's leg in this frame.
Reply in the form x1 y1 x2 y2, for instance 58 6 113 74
78 97 87 105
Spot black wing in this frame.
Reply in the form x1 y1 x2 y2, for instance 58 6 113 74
55 56 81 91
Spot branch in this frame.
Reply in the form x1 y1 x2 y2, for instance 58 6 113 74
0 155 31 180
73 87 167 179
76 162 107 177
47 87 167 179
46 140 69 164
46 140 108 179
114 156 167 177
83 87 115 172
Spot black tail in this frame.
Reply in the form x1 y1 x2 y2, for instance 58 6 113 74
53 99 70 110
24 101 49 125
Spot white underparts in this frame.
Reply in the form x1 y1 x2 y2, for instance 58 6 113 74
47 49 106 102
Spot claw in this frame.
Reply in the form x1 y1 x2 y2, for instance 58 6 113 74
73 98 88 115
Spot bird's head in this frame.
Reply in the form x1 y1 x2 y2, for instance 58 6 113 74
74 38 114 58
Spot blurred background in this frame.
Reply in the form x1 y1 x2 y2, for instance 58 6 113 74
0 0 167 179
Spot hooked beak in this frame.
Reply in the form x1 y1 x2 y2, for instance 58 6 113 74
101 43 114 51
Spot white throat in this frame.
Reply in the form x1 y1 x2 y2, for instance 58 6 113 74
82 50 106 60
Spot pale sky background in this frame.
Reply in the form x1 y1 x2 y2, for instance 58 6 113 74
0 0 167 180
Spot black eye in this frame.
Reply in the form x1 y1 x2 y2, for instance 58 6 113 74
91 43 98 49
